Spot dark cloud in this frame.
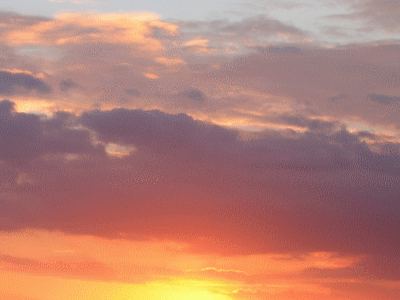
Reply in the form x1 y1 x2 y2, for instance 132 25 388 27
219 15 307 38
59 78 83 92
368 94 400 104
186 89 205 102
328 94 347 102
0 11 49 31
254 46 305 55
181 14 308 44
124 88 141 97
80 108 237 160
0 100 103 166
0 71 52 95
357 130 378 140
1 102 399 258
177 89 206 103
279 114 338 133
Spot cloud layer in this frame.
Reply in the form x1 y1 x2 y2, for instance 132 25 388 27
1 100 399 259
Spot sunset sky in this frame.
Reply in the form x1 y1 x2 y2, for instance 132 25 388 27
0 0 400 299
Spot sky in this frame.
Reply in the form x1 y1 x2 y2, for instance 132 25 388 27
0 1 400 300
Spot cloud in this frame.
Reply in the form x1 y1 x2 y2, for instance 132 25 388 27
329 0 400 32
0 71 52 95
124 88 141 97
59 78 83 92
301 255 400 281
219 15 308 40
0 100 103 166
368 94 400 105
154 57 187 66
182 14 309 42
0 12 49 30
4 12 177 54
2 12 399 135
178 89 206 103
0 254 114 280
80 108 237 159
1 101 399 259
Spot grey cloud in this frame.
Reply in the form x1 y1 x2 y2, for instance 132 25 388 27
59 78 83 92
328 0 400 31
279 114 338 133
181 14 308 42
328 94 347 102
0 100 103 166
0 11 49 31
124 88 141 97
80 106 400 181
177 89 206 103
220 15 307 37
80 108 237 160
357 130 378 140
369 94 400 104
255 46 305 55
0 71 52 95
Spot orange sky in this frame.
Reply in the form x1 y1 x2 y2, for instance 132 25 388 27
2 230 398 300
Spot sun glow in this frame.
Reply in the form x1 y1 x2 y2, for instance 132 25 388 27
116 279 235 300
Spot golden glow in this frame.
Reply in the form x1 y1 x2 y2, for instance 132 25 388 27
117 279 234 300
183 37 209 47
6 12 177 53
144 73 160 79
154 57 187 66
0 230 369 300
105 143 136 158
0 270 234 300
